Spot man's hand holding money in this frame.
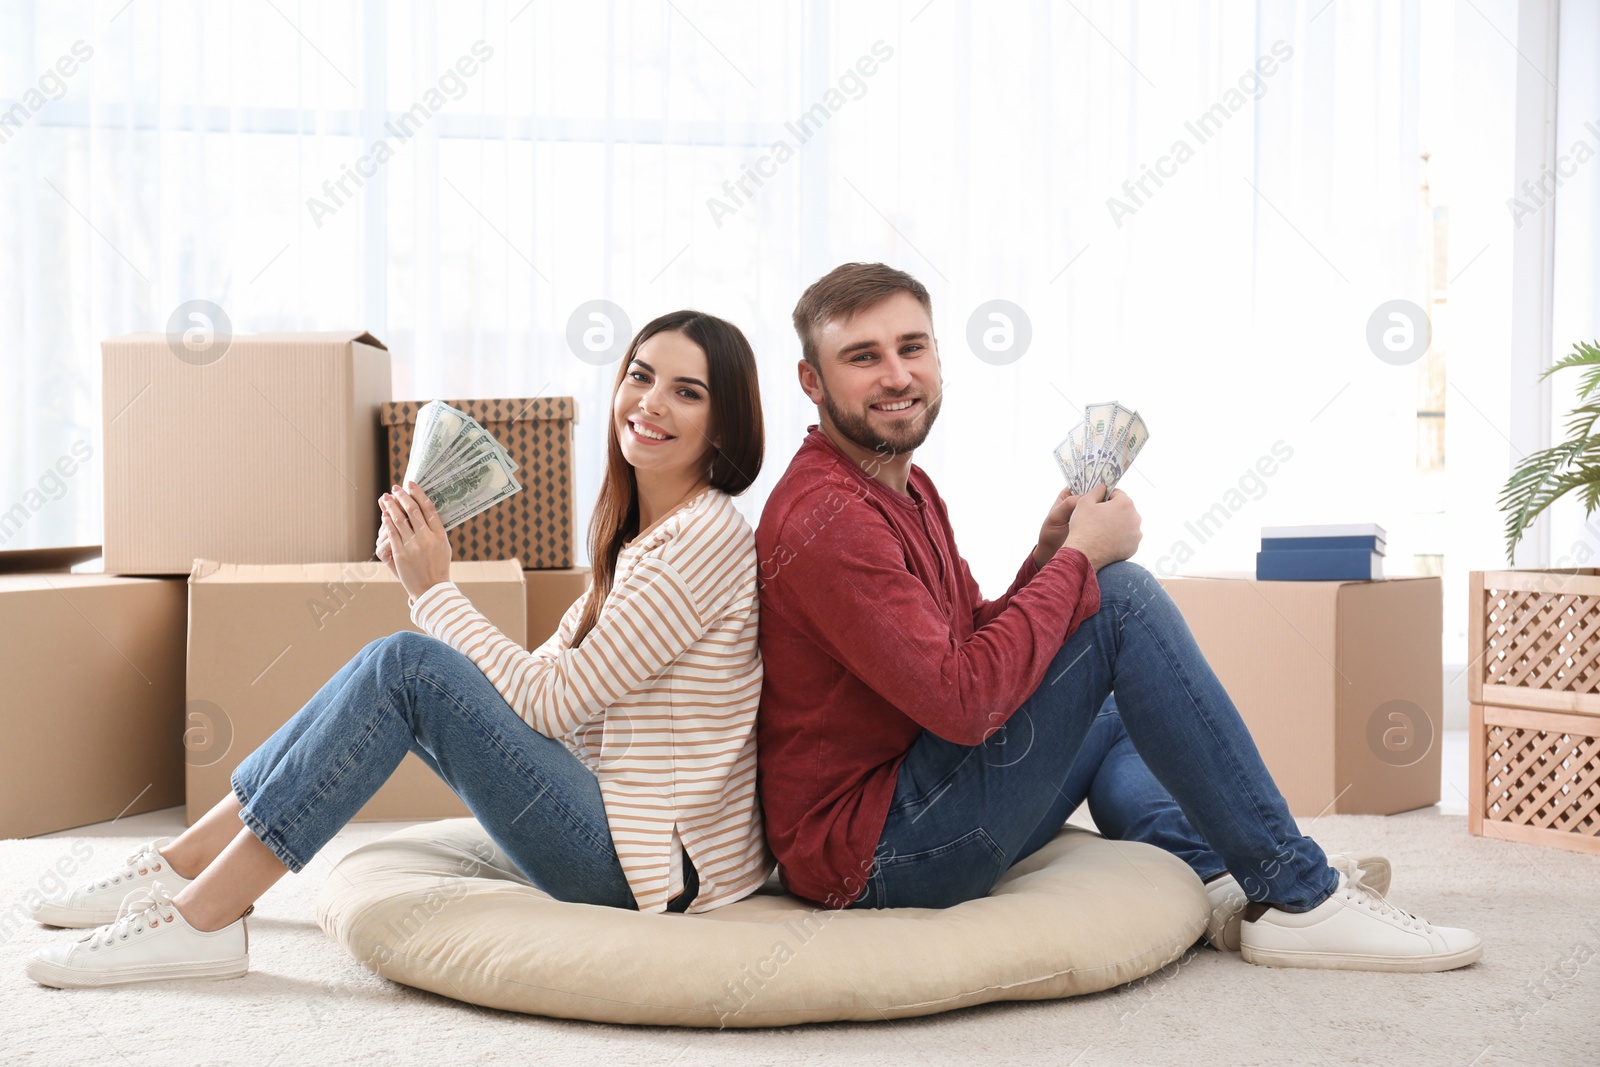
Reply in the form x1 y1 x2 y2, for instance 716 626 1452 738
1032 484 1089 570
1048 399 1149 572
1060 484 1142 573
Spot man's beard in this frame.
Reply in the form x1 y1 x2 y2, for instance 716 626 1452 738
819 380 943 459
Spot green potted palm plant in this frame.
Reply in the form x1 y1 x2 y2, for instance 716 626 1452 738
1498 339 1600 562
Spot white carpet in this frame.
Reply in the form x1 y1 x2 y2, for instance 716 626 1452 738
6 808 1598 1067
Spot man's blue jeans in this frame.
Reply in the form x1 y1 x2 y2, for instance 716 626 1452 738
230 631 697 911
849 561 1338 913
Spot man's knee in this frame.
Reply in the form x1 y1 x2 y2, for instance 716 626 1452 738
1097 559 1155 591
1095 560 1170 612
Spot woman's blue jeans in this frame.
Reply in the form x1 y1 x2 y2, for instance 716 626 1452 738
849 560 1338 913
230 631 697 911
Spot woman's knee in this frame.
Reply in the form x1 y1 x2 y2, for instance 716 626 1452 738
374 630 450 677
383 630 429 650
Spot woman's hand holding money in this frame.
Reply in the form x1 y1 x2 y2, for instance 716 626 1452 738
378 480 453 602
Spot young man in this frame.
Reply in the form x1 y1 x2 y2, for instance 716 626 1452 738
753 261 1481 972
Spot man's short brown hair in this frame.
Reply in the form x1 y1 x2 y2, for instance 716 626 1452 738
791 262 933 369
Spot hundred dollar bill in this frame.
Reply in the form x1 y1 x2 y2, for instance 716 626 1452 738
416 404 519 478
1086 402 1138 491
440 483 521 532
432 451 522 531
1082 401 1118 491
1108 410 1148 490
403 399 454 483
1053 434 1075 488
401 400 525 531
435 408 519 468
403 401 465 488
428 423 520 486
1054 421 1091 494
1055 400 1149 496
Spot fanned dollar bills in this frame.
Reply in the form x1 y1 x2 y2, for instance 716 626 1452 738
403 400 524 531
1054 401 1149 495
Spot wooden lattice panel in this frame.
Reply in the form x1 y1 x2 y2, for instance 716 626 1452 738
1469 704 1600 856
1470 569 1600 715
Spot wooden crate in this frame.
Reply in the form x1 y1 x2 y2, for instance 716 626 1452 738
1468 704 1600 856
1469 568 1600 715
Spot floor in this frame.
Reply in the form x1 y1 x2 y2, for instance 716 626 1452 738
12 782 1595 1066
17 729 1600 1066
1438 728 1469 815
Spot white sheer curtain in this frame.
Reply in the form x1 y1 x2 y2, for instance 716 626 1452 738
4 0 1521 661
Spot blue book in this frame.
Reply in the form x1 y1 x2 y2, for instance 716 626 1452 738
1255 549 1384 581
1261 522 1386 539
1261 534 1386 555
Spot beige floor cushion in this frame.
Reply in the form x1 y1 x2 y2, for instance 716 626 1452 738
316 818 1209 1028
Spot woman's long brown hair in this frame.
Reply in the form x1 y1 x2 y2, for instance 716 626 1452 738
570 310 764 647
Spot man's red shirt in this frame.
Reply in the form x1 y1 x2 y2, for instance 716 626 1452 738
754 426 1103 906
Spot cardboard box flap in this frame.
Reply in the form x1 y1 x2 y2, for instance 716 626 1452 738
379 397 577 426
0 545 102 573
222 330 388 351
190 558 524 585
104 331 387 350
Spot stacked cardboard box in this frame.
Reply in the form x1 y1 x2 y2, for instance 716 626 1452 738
7 334 591 838
101 332 392 576
1157 572 1442 816
0 547 187 837
185 559 527 822
182 562 587 823
380 398 578 568
526 568 590 646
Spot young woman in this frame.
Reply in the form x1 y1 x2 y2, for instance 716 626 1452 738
27 310 770 987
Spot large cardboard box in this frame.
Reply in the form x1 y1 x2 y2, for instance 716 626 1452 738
0 567 187 837
524 567 589 647
380 398 577 567
1156 573 1442 816
185 559 526 824
102 331 391 575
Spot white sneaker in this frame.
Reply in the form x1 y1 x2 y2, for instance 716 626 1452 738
1239 856 1480 972
31 839 194 928
25 881 248 989
1204 852 1391 951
